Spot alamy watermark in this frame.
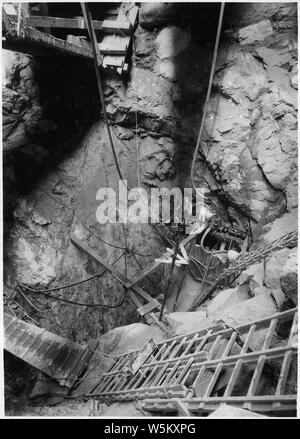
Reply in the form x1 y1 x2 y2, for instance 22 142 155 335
95 180 213 231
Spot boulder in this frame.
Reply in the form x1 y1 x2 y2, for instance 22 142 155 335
213 295 277 328
139 3 181 30
207 286 250 319
237 19 273 45
166 311 214 335
253 286 285 309
156 26 191 60
280 248 298 305
159 59 177 81
262 248 291 307
236 262 264 295
265 249 290 290
97 323 165 356
208 404 268 418
261 209 298 244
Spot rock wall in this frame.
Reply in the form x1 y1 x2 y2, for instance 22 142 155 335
2 3 298 341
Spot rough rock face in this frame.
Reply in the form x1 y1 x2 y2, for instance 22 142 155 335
2 52 98 154
199 3 298 223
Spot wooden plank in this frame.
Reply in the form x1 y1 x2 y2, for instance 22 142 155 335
99 35 130 55
163 360 181 386
241 324 256 353
151 364 169 387
130 339 156 375
192 334 222 397
71 236 162 319
71 235 131 286
127 5 139 27
262 318 277 350
172 398 191 417
8 15 132 34
194 330 213 353
137 299 161 317
2 10 97 63
38 3 51 34
140 363 162 388
224 358 243 396
71 236 158 303
102 55 125 68
168 337 187 359
129 258 166 288
122 370 144 390
275 350 294 396
139 350 208 371
66 34 91 49
182 334 199 356
288 312 298 347
175 357 194 384
142 394 297 413
160 340 177 361
203 362 223 397
222 332 238 357
247 355 266 397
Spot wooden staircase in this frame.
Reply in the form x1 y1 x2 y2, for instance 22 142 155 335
2 2 139 75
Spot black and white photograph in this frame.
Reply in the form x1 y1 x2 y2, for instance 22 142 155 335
0 0 298 421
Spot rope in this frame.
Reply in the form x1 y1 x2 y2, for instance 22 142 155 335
6 301 17 318
20 283 130 309
18 251 124 294
134 35 141 187
17 2 22 36
17 250 130 309
16 286 45 313
4 292 39 325
190 2 225 200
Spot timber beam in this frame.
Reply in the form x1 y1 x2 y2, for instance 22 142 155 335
2 8 99 64
7 15 132 35
70 236 164 327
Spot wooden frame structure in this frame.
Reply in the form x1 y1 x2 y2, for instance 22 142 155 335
2 2 139 74
70 235 166 329
86 308 297 416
